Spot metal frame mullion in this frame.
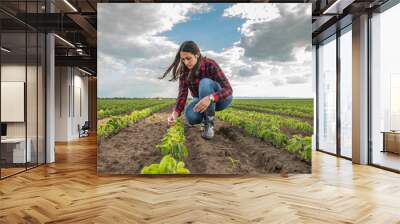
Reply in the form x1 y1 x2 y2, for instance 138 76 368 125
0 23 2 179
336 27 341 157
25 0 28 171
316 44 320 151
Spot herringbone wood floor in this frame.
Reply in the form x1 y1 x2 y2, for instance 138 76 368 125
0 135 399 223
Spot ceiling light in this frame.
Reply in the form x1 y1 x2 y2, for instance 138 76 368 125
1 47 11 53
322 0 354 15
54 34 75 48
63 0 78 12
78 67 92 76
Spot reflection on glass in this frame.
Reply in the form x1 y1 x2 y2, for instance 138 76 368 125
371 3 400 171
1 32 27 177
0 1 47 179
38 33 46 165
340 27 352 158
27 31 38 169
318 35 337 154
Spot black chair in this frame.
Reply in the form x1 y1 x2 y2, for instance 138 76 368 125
79 121 90 138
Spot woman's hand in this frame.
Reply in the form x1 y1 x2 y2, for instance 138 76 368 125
167 111 178 125
194 95 211 113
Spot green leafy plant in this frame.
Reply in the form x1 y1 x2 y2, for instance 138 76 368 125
141 117 191 175
156 118 188 161
97 102 172 138
287 135 312 162
141 155 190 174
227 156 240 171
231 99 313 119
216 107 312 163
97 98 175 119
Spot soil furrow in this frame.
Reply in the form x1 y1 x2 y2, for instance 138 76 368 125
98 107 311 175
97 108 172 174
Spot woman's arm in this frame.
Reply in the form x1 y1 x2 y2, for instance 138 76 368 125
208 60 233 102
174 76 189 116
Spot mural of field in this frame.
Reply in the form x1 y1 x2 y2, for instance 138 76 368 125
97 98 313 175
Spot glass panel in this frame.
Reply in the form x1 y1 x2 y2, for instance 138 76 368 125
371 3 400 171
1 30 27 177
318 35 337 154
38 32 45 165
340 27 352 158
27 30 38 169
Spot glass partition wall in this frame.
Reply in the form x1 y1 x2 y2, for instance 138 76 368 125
370 3 400 171
317 34 337 155
316 0 400 172
339 26 352 159
0 2 46 179
316 25 353 159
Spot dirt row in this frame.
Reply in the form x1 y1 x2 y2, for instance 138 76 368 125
97 108 311 175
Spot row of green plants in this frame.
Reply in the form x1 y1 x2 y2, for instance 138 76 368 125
234 98 313 108
233 99 313 116
232 104 313 119
97 103 172 138
224 108 313 135
141 118 191 174
97 98 174 119
216 109 311 162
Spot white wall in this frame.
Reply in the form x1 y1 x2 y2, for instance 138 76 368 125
1 65 26 134
55 66 69 141
55 67 89 141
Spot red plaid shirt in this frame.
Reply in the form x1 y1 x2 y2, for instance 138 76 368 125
174 57 233 116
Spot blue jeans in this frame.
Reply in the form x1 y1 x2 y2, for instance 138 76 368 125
185 78 233 125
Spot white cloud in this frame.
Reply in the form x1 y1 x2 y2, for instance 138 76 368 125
223 4 280 37
285 74 310 84
98 3 210 36
98 3 211 97
223 3 280 21
272 79 285 86
223 3 311 62
98 3 313 98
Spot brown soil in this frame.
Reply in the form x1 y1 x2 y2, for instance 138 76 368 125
97 108 171 174
183 119 311 175
98 107 311 175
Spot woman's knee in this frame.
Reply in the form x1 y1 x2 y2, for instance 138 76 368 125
199 78 213 87
199 78 219 98
216 95 233 111
185 107 203 125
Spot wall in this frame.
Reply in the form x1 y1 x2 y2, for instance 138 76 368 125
55 67 89 141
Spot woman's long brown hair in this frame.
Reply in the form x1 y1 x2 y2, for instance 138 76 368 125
160 40 202 82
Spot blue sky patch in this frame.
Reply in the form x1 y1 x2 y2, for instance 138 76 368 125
162 3 245 52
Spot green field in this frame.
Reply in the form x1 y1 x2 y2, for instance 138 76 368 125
97 98 314 174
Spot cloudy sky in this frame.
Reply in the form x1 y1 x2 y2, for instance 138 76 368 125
98 3 312 98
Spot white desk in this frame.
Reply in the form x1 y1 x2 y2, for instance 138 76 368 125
1 138 31 163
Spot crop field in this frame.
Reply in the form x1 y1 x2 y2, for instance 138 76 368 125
97 98 313 174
